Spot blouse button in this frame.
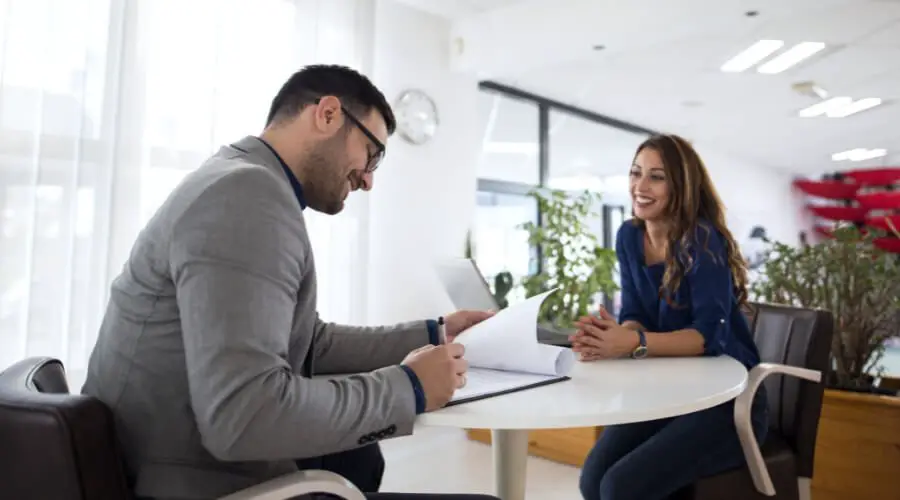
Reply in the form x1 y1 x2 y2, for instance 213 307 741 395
720 319 725 323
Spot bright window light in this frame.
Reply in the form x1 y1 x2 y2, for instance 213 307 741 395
757 41 825 74
483 141 538 155
720 40 784 73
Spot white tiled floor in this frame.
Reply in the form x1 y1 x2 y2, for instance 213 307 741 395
380 425 583 500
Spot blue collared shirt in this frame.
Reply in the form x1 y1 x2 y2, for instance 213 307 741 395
616 219 761 369
256 137 307 210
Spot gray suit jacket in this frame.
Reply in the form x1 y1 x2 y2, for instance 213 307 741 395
82 136 431 500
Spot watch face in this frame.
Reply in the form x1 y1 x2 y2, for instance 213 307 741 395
394 89 438 145
632 346 649 359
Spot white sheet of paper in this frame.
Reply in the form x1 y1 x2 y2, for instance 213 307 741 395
452 288 575 377
450 367 563 403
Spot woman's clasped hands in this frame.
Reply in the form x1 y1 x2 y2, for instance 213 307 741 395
570 307 641 362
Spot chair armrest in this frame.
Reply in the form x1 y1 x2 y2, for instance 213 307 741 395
734 362 821 497
218 469 366 500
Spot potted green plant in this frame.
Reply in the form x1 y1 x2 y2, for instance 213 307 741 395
519 189 619 330
750 224 900 500
749 224 900 392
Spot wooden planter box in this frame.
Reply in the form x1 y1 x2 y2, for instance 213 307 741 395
465 389 900 498
811 389 900 500
465 427 600 467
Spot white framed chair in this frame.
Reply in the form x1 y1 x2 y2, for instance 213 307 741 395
677 303 833 500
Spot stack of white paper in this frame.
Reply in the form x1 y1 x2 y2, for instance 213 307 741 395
449 289 575 404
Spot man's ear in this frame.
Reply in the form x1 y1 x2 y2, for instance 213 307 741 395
315 95 342 132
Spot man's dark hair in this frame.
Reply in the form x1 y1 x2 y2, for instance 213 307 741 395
265 64 396 134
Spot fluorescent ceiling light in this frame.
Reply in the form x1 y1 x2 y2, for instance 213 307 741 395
721 40 784 73
826 97 882 118
799 97 884 118
757 41 825 74
483 141 538 155
831 148 887 162
798 96 852 118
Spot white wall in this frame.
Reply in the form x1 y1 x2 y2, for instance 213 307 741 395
365 0 482 324
698 145 810 246
361 1 809 326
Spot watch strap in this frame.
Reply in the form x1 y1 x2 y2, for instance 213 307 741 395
632 328 648 359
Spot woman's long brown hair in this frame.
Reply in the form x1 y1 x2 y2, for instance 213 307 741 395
632 134 749 308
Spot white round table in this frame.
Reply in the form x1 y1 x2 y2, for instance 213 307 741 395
417 356 748 500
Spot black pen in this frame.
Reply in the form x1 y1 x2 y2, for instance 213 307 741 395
438 316 447 344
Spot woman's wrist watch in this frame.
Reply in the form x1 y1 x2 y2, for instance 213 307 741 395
631 328 649 359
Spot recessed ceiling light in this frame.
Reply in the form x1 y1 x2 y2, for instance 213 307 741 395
798 97 852 118
827 97 882 118
799 97 883 118
721 40 784 73
757 41 825 74
832 148 887 162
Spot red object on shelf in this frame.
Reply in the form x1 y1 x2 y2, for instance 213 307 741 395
793 179 859 200
865 214 900 233
856 191 900 210
807 205 868 222
842 167 900 186
874 237 900 253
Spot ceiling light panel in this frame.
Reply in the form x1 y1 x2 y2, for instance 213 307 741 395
826 97 882 118
757 41 825 74
721 40 784 73
798 97 852 118
798 97 884 118
832 148 887 162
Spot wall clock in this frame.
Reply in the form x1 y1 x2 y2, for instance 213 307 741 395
394 89 439 145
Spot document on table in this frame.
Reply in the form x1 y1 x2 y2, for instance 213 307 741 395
448 367 568 405
446 288 576 406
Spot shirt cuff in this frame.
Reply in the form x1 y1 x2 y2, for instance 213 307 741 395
400 365 426 414
425 319 440 345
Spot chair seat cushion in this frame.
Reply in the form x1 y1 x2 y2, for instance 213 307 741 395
674 432 800 500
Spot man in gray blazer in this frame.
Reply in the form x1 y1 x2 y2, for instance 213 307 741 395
82 65 498 500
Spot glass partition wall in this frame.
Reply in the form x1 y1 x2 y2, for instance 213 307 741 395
474 81 655 313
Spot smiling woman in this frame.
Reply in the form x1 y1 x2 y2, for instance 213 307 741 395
571 134 767 500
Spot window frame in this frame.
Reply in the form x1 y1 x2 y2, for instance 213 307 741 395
476 81 657 311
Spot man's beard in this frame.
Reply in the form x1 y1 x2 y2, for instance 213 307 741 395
302 136 349 215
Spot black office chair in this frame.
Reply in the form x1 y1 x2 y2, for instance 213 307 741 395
678 302 834 500
0 356 365 500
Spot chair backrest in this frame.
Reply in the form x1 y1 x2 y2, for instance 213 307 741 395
744 302 834 479
0 357 133 500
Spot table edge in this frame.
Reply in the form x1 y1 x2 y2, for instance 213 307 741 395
417 373 748 430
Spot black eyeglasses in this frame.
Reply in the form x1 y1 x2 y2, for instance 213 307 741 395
311 97 385 173
340 106 385 173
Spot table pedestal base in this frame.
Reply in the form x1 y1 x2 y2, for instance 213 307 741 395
491 429 529 500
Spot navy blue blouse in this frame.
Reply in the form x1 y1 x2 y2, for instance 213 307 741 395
615 219 761 369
